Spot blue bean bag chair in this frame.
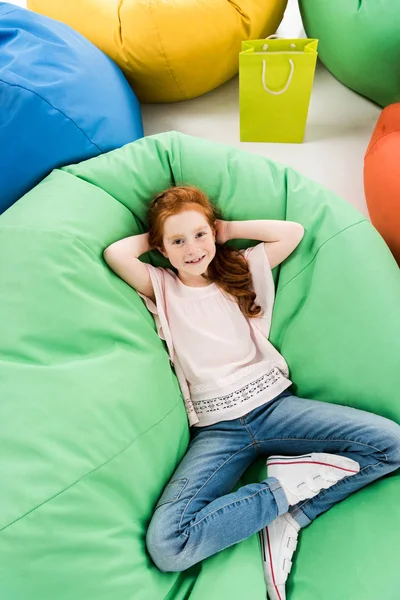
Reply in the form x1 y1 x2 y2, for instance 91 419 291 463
0 3 143 214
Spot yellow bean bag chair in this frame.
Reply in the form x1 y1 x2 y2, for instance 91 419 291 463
27 0 288 103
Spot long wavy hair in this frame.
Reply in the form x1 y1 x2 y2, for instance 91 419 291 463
147 186 262 318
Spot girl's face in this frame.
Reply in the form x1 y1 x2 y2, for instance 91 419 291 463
159 209 216 286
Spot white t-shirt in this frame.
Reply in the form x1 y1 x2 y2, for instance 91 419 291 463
139 243 292 427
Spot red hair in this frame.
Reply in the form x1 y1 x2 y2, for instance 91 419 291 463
147 186 261 318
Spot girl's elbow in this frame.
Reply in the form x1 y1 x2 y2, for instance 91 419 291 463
290 223 305 247
295 223 305 238
103 246 112 262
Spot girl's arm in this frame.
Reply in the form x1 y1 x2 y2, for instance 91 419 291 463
103 233 155 301
216 220 304 269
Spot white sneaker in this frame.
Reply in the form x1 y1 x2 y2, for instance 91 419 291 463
260 512 300 600
267 453 360 506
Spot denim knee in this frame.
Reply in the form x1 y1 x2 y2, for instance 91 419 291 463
372 416 400 470
382 419 400 468
146 509 192 573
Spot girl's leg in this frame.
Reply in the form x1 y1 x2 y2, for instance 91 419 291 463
249 393 400 527
146 416 289 572
146 391 355 573
249 393 400 600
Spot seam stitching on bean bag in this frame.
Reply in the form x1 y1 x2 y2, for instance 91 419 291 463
148 0 189 100
276 219 369 297
364 127 400 160
0 78 103 154
117 0 124 46
0 225 100 257
0 397 183 533
175 131 184 182
1 7 18 18
227 0 251 36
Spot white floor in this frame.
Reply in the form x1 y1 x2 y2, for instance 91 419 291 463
11 0 381 218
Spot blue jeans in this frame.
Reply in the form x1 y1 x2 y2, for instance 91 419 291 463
146 388 400 572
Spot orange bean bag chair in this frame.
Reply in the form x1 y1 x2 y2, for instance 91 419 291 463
364 104 400 265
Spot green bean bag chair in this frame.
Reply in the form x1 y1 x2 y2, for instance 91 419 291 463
0 132 399 600
299 0 400 107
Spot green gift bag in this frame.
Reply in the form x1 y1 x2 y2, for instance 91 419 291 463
239 37 318 143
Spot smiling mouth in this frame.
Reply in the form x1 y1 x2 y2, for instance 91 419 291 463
185 255 205 264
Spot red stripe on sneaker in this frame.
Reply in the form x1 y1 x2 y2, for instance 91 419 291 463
267 460 358 474
266 526 283 600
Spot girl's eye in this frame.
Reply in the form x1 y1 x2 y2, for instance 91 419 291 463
197 232 206 238
173 239 183 245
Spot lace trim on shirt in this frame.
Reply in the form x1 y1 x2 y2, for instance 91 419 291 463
192 367 285 415
189 360 272 395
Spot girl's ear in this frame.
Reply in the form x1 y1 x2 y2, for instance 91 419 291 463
157 246 167 258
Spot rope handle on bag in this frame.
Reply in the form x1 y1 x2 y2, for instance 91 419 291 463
262 33 297 51
261 34 296 95
262 59 295 95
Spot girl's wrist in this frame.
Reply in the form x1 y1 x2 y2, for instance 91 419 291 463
224 221 241 242
223 221 232 243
